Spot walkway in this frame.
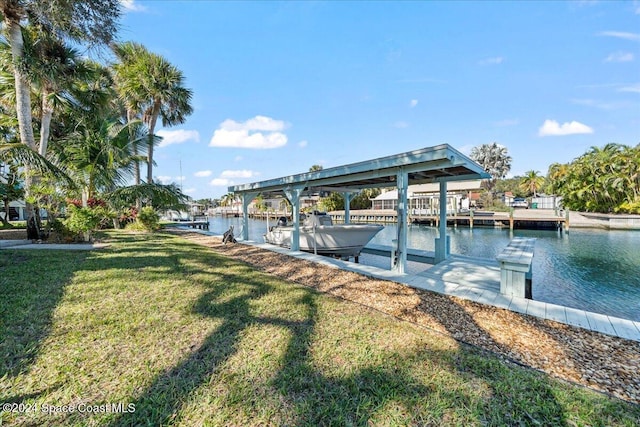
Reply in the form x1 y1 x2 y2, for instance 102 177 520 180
238 238 640 343
0 240 109 250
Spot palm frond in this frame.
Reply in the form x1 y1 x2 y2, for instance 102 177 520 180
107 182 188 209
0 142 75 187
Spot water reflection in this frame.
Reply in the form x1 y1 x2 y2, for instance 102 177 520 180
203 216 640 321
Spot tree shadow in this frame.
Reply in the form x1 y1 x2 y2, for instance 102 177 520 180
0 250 89 381
107 266 276 426
105 246 570 426
413 293 569 425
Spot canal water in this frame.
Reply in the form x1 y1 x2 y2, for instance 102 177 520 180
203 216 640 322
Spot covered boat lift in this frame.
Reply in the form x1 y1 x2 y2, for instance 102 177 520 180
228 144 490 273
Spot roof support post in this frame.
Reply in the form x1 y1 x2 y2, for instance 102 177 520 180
240 191 259 241
435 180 449 263
283 185 305 251
342 192 356 224
392 169 408 274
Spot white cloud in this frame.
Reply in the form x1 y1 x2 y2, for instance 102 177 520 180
234 155 243 162
156 176 173 184
618 83 640 93
298 140 308 148
183 188 196 195
598 31 640 42
393 121 409 128
220 170 257 179
479 56 504 65
605 52 634 62
120 0 147 12
157 129 200 148
409 99 418 108
210 178 231 186
538 119 594 136
209 115 288 149
194 170 212 177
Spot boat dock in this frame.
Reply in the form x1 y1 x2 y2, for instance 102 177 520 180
215 233 640 343
179 215 210 230
329 209 569 231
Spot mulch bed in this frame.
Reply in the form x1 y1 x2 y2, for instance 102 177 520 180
0 229 28 240
168 229 640 404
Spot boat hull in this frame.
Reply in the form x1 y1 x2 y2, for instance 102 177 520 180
264 224 384 257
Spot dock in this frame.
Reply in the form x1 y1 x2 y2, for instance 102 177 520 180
182 215 210 230
238 237 640 342
329 209 569 231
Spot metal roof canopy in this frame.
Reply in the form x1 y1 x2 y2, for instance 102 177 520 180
229 144 490 272
230 144 488 197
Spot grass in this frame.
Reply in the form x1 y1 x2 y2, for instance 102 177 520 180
0 221 26 230
0 231 638 426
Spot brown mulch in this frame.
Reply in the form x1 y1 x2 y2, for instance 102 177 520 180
168 228 640 405
0 229 80 243
0 229 28 240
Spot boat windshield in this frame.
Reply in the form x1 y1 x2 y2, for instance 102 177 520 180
304 211 333 226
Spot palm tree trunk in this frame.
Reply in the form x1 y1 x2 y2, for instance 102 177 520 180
1 196 10 226
7 20 36 151
39 88 54 156
7 18 41 239
146 101 161 186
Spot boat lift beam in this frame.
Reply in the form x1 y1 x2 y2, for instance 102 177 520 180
283 184 305 251
228 144 490 268
241 191 259 241
341 191 358 225
435 180 449 263
392 169 409 273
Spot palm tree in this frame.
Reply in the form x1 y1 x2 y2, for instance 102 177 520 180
54 118 135 205
220 193 236 207
470 142 512 194
519 171 545 197
554 143 640 213
111 42 193 189
27 31 91 157
111 42 149 186
0 0 120 238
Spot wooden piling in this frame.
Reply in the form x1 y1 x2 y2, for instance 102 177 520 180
509 208 514 231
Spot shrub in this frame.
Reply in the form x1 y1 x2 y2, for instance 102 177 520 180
615 200 640 214
135 207 160 231
124 221 149 232
64 205 105 241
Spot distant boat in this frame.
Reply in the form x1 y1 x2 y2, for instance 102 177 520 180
264 211 383 258
163 210 191 221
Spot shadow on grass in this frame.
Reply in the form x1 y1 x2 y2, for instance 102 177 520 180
0 250 89 380
8 232 631 425
107 266 444 426
419 295 568 425
105 236 573 426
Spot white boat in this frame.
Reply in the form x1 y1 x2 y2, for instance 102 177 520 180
264 211 384 258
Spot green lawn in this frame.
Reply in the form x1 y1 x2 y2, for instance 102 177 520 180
1 231 638 426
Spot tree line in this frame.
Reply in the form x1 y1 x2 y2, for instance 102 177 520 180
471 142 640 214
0 1 193 239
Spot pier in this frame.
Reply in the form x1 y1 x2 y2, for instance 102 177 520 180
229 236 640 342
329 209 568 231
183 215 210 230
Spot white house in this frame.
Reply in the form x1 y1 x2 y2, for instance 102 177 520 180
372 180 482 214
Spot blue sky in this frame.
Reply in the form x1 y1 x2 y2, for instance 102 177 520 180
119 0 639 200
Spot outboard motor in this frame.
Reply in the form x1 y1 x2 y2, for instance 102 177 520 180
277 216 288 226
